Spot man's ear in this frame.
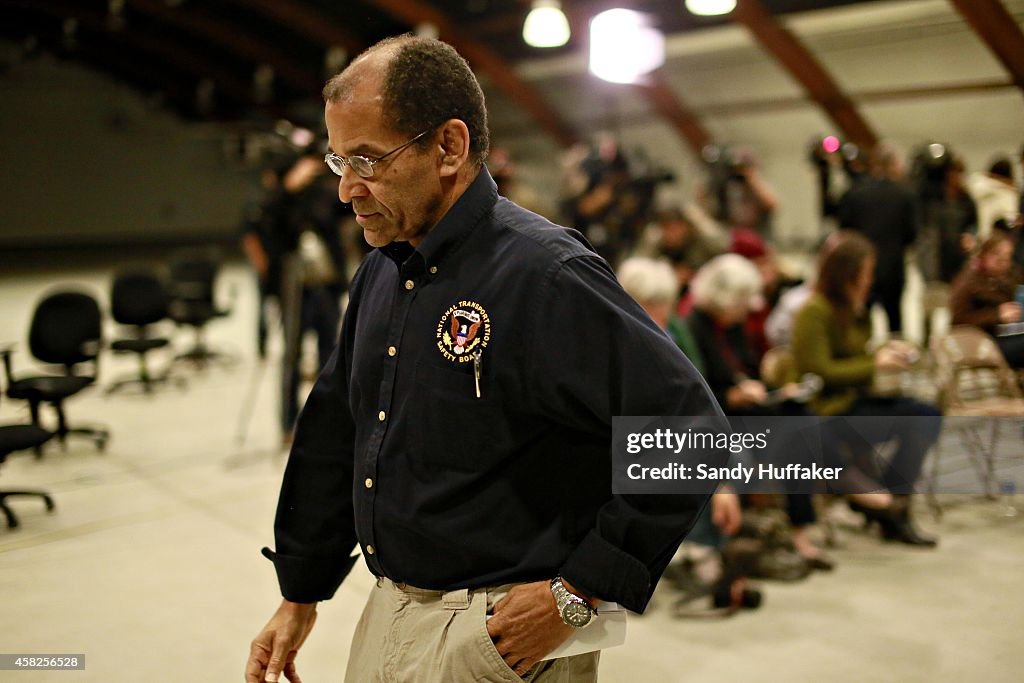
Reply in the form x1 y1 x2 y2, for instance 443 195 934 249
438 119 471 177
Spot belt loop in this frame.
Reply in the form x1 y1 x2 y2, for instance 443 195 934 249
442 588 470 611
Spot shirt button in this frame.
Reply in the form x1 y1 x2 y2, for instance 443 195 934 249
429 266 438 274
387 346 397 357
365 478 373 489
378 410 386 422
404 279 415 290
366 545 375 555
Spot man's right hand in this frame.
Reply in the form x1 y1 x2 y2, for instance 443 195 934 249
246 600 318 683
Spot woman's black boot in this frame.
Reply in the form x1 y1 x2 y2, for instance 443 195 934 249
878 497 937 547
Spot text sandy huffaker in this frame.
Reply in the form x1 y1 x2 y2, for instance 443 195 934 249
626 463 843 484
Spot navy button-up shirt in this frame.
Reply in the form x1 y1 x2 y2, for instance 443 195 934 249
266 168 722 613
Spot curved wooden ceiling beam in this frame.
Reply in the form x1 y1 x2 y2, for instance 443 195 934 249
949 0 1024 97
364 0 579 148
630 72 713 155
125 0 320 94
731 0 878 147
2 0 254 106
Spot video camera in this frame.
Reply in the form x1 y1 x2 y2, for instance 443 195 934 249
910 142 954 202
578 142 676 195
702 144 747 184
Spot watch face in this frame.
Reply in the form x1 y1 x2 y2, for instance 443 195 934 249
562 601 592 628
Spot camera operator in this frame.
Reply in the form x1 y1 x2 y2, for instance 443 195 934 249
907 148 977 342
837 142 918 334
241 150 349 444
564 134 673 265
914 153 977 284
701 146 779 239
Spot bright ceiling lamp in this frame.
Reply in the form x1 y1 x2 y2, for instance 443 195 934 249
685 0 737 16
589 9 665 84
523 0 571 48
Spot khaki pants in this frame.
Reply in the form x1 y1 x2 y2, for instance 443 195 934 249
344 579 600 683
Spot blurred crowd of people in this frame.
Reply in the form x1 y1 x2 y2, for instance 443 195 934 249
578 137 1023 615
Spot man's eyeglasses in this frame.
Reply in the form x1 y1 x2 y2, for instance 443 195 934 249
324 127 434 179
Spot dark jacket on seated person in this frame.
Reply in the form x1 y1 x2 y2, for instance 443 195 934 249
686 308 761 411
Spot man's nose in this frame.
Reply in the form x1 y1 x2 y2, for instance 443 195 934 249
338 171 368 204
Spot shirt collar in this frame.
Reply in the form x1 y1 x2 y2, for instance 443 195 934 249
378 167 498 277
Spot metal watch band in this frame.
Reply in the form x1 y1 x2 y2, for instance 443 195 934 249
550 577 597 627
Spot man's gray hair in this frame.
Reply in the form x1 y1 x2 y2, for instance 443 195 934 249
323 35 489 165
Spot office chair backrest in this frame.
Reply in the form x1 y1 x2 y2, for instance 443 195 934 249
28 290 103 370
169 252 219 304
111 270 169 327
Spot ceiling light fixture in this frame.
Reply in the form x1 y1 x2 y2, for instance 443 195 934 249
590 9 665 84
523 0 571 48
685 0 737 17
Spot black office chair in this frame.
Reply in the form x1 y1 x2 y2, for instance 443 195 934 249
167 250 236 367
107 269 182 394
1 290 109 452
0 387 56 529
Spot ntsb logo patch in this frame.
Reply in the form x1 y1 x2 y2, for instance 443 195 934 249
436 300 491 363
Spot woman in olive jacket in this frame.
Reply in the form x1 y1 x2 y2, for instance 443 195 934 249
792 231 941 546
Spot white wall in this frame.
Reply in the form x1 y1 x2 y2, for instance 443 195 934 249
0 53 256 248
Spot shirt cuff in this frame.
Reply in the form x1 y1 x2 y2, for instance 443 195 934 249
261 547 358 603
559 531 652 614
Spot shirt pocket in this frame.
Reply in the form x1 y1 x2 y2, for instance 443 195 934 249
412 358 510 471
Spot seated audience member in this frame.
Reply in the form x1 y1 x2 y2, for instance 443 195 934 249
950 234 1024 367
729 227 793 360
792 233 942 546
686 253 768 414
685 254 832 568
765 231 846 350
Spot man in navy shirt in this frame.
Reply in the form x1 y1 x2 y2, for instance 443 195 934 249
247 35 721 683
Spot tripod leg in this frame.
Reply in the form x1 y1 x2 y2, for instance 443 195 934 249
280 253 305 439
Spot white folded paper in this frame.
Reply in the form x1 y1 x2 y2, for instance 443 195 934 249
539 601 627 660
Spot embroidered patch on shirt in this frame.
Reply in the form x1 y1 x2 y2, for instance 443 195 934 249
436 300 491 363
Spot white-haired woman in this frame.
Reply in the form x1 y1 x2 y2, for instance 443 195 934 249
686 254 833 570
687 254 770 411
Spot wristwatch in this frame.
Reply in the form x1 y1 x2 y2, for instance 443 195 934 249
550 577 597 628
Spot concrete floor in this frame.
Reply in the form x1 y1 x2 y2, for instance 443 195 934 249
1 261 1022 682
